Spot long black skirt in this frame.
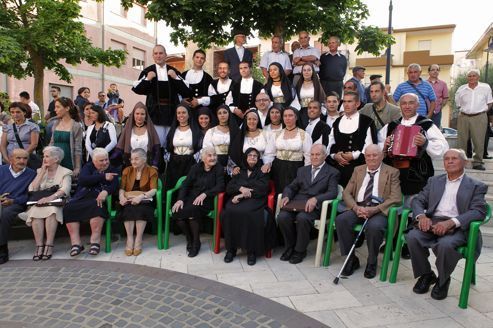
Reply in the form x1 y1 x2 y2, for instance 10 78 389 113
118 203 155 222
165 154 195 189
221 198 275 255
271 158 303 194
63 193 108 223
172 197 213 221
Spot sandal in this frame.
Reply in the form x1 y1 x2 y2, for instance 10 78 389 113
42 245 53 260
33 245 44 261
88 243 100 256
70 244 84 257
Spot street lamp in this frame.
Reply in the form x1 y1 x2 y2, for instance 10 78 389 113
384 0 393 85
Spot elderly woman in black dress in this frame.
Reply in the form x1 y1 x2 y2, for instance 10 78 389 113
63 148 119 256
171 147 224 257
118 148 158 256
221 147 274 266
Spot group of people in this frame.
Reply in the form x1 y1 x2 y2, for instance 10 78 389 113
0 33 491 303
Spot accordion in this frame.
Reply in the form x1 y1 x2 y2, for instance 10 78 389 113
388 124 422 158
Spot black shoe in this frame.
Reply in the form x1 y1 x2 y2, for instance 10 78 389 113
0 255 8 265
280 248 294 261
247 253 256 266
473 164 486 171
342 256 360 276
188 242 201 258
224 250 236 263
364 263 377 279
289 251 307 264
413 271 437 294
186 241 193 252
484 156 492 160
401 244 411 260
431 277 451 300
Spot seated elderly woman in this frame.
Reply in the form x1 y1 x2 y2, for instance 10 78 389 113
221 147 275 266
118 148 158 257
171 147 224 257
63 148 118 256
21 146 72 260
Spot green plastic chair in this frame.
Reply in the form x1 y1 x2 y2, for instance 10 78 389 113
105 179 163 252
323 196 402 282
389 203 491 309
163 176 222 251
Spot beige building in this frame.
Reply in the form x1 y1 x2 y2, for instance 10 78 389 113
466 23 493 71
0 1 158 116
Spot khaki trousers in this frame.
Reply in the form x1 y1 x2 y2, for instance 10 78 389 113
457 112 487 165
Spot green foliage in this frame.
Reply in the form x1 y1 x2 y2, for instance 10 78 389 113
0 91 10 111
251 56 265 84
124 0 394 55
0 0 126 83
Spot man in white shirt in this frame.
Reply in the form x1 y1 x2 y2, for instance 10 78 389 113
181 49 213 110
455 69 493 170
305 101 330 146
19 91 40 121
407 148 487 300
132 44 189 147
260 36 292 79
292 31 321 85
229 62 264 125
208 61 234 113
254 93 271 127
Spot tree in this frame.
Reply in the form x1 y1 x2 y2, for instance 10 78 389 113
0 0 126 118
122 0 393 54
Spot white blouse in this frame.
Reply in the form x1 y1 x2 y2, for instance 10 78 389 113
299 83 315 99
130 130 149 151
243 130 269 159
269 85 301 110
202 127 230 155
264 128 312 165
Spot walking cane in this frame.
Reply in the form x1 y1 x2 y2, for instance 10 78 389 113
333 218 369 284
333 195 384 285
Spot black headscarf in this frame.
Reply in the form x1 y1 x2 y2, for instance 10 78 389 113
264 104 284 127
229 109 262 168
242 147 263 171
166 103 201 154
264 62 295 106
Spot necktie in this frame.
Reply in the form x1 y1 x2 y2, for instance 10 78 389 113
363 171 377 205
311 166 320 183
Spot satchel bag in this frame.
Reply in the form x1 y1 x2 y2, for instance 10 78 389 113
27 185 66 207
12 124 42 169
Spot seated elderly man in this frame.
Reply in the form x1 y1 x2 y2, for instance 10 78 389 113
0 149 36 264
407 148 487 300
335 144 401 278
278 144 340 264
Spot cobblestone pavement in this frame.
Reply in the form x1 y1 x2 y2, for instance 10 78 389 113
6 234 493 327
0 260 324 328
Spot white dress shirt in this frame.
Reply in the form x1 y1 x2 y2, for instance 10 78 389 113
311 162 325 181
305 117 323 144
235 45 245 61
328 112 374 159
260 51 292 70
292 46 321 74
208 78 233 107
356 164 381 203
433 173 464 227
455 82 493 114
184 69 210 106
378 114 449 160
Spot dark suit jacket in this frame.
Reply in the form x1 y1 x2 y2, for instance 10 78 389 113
223 47 253 82
412 174 488 230
343 163 401 215
282 163 340 210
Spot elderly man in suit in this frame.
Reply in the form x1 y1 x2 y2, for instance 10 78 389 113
223 32 253 82
335 144 401 278
278 144 340 264
407 148 487 300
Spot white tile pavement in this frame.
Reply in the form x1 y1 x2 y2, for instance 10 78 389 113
8 233 493 327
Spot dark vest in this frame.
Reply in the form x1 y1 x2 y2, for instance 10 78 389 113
385 115 435 195
181 70 213 99
231 79 264 112
311 120 330 146
209 79 235 111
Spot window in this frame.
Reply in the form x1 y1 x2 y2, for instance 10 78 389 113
128 5 146 26
418 40 431 51
110 39 126 51
132 47 146 70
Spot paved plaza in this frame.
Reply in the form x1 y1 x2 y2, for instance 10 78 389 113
4 233 493 327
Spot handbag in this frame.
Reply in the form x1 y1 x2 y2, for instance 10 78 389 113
12 124 42 169
27 185 66 207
